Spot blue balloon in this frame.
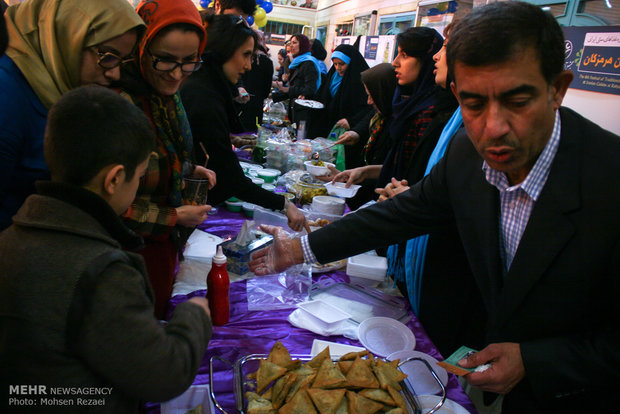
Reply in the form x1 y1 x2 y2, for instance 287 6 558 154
199 0 211 8
261 1 273 13
255 0 264 5
246 15 254 26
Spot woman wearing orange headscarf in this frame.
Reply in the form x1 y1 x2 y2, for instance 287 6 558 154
120 0 216 319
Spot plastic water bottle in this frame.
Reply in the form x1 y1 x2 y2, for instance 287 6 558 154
206 246 230 325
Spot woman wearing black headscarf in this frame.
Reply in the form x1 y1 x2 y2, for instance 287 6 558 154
376 27 443 188
325 63 397 209
315 44 372 168
310 38 327 75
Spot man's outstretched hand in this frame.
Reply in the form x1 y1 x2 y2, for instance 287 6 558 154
249 225 304 275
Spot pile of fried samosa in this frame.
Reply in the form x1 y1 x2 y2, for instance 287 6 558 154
246 341 410 414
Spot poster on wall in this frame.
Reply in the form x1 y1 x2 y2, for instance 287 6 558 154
364 36 379 60
357 35 396 68
563 26 620 96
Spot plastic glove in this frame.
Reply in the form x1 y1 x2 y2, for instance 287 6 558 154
249 225 304 275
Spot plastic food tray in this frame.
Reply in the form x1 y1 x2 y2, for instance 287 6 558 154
308 282 408 324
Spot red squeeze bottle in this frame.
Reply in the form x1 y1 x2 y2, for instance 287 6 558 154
206 246 230 325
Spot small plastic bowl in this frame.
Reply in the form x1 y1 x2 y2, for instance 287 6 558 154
251 177 265 185
261 183 276 192
225 199 243 212
242 203 256 218
258 169 280 183
304 160 335 177
311 195 345 215
297 299 352 330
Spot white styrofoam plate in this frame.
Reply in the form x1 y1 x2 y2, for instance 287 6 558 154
387 350 449 395
358 316 416 357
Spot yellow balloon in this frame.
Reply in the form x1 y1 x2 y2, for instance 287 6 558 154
254 8 266 21
254 16 267 27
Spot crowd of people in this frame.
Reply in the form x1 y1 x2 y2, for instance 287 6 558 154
1 0 619 413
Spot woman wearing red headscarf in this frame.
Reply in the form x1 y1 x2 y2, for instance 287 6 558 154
119 0 216 319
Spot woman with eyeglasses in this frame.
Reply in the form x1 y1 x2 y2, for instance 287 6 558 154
0 0 144 231
119 0 216 319
181 14 308 234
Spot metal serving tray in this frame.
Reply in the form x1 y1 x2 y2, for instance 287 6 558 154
209 353 446 414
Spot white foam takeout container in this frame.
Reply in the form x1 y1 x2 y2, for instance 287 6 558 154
346 251 388 287
324 181 361 199
297 299 352 330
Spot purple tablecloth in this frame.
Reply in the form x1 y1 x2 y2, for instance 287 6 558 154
146 209 478 413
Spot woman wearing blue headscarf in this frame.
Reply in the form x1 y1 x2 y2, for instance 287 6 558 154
316 44 372 168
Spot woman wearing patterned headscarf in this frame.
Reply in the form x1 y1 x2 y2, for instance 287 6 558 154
0 0 144 231
119 0 216 319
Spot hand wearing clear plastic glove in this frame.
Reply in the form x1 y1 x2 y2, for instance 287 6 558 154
250 225 304 275
375 177 409 202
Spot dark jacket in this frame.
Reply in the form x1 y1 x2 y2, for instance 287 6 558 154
0 182 211 413
180 59 285 210
238 53 274 132
308 107 620 412
391 86 485 357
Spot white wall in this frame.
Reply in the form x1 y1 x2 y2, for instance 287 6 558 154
563 89 620 135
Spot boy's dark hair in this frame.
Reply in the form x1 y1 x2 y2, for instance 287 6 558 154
203 14 258 64
218 0 256 16
44 86 156 186
447 1 565 85
396 27 442 59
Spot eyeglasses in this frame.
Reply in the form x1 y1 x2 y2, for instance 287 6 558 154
147 49 202 74
90 47 135 69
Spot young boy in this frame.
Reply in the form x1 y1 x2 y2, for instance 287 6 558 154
0 86 212 412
